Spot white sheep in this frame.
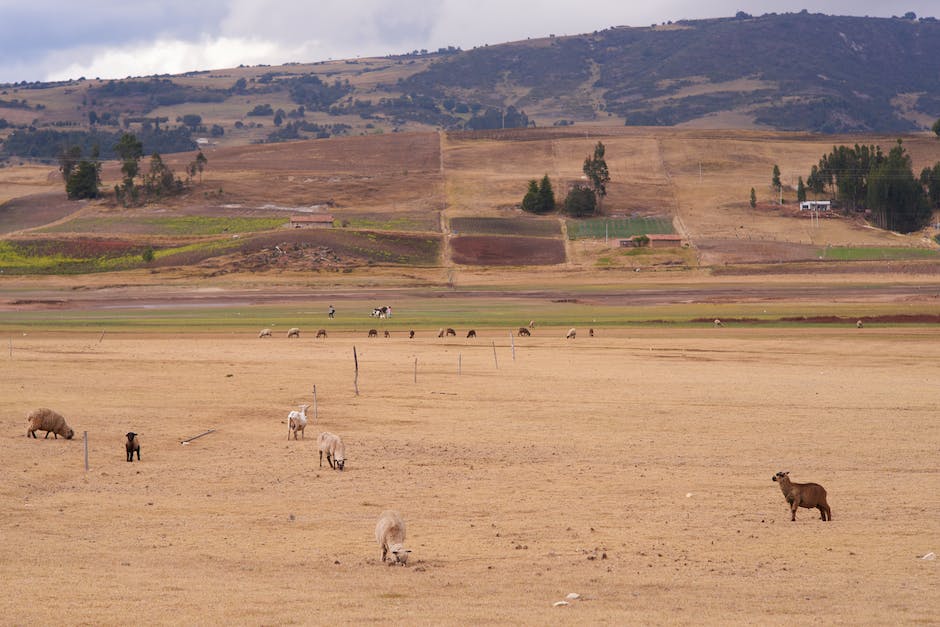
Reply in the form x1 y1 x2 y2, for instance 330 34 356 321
259 328 273 338
317 431 346 470
375 510 410 565
27 408 74 440
287 404 310 440
566 327 576 339
287 327 301 338
714 319 723 328
856 320 864 329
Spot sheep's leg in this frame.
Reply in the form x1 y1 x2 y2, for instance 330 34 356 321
819 504 830 521
136 449 141 461
381 545 388 562
327 453 334 469
318 451 323 467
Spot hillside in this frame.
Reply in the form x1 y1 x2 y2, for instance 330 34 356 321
2 126 939 282
2 12 940 166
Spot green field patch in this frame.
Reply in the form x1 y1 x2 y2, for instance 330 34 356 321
820 246 938 261
39 216 286 236
567 216 674 240
340 213 440 233
450 217 561 237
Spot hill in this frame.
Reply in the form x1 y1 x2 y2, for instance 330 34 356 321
2 12 940 166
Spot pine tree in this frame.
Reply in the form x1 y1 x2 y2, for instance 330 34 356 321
536 175 555 213
521 179 540 213
797 176 806 203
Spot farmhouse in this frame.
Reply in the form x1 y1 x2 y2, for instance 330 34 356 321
799 200 831 211
289 214 334 228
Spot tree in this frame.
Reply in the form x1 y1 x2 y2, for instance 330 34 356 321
582 141 610 208
181 114 202 131
537 175 555 213
143 152 177 197
866 140 931 233
58 145 82 183
194 150 207 184
60 144 100 199
771 164 781 203
796 176 806 203
521 179 540 213
749 187 757 208
933 118 940 138
564 186 597 217
920 163 940 208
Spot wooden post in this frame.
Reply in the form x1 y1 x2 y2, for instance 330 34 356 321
510 331 515 361
313 385 318 423
83 431 89 472
492 341 499 370
353 346 359 396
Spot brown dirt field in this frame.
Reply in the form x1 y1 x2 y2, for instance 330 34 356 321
450 235 566 266
2 328 938 624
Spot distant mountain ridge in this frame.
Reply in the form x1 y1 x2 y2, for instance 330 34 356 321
2 12 940 161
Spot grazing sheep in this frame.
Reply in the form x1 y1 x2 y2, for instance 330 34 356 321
316 329 327 339
287 327 301 338
409 330 415 339
288 404 310 440
375 510 410 565
517 327 531 337
446 328 456 337
566 328 576 339
714 319 723 328
856 320 864 329
437 328 444 338
589 328 595 337
317 431 346 471
384 330 390 338
772 471 831 521
466 329 476 339
26 408 74 440
529 320 535 328
259 328 272 338
125 432 140 462
368 329 378 338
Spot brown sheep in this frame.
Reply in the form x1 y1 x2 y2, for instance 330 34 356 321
125 432 140 462
368 329 378 338
316 329 327 339
409 330 415 339
445 328 456 337
772 471 831 521
589 328 595 337
517 327 531 337
27 408 74 440
384 330 390 338
466 329 476 338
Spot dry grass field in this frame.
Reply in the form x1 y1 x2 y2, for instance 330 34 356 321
2 325 938 624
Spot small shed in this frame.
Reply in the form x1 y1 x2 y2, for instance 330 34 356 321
799 200 831 211
646 234 683 248
289 214 334 228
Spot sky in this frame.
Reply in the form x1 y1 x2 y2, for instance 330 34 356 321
1 1 937 84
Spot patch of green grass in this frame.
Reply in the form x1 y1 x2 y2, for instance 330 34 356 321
341 217 428 232
40 216 286 236
450 217 561 237
567 216 674 240
820 246 938 261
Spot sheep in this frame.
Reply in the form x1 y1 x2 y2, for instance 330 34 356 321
466 329 476 338
714 319 723 328
409 330 415 339
566 328 576 339
368 329 378 338
856 320 864 329
445 328 456 337
384 330 390 338
26 408 74 440
125 432 140 462
259 328 272 338
589 328 595 337
287 404 310 440
375 510 411 565
772 471 831 521
517 327 531 337
287 327 301 338
316 329 327 339
437 328 444 338
317 431 346 470
529 320 535 328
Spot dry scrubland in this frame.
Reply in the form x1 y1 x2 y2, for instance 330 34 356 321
2 327 939 624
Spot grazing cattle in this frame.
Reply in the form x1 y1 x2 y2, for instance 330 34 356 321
368 329 378 338
517 327 531 337
466 329 476 339
316 329 327 339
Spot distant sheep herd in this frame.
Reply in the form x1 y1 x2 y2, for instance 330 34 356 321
22 313 854 569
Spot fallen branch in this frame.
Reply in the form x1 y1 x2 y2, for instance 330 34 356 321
180 428 216 444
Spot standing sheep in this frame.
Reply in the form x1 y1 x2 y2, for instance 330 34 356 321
375 510 411 565
125 432 140 462
772 471 831 521
317 431 346 470
287 327 301 338
287 404 310 440
26 408 74 440
259 328 272 338
566 328 576 339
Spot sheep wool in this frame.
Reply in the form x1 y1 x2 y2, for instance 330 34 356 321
27 408 74 440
